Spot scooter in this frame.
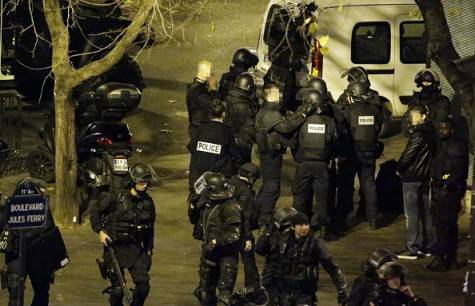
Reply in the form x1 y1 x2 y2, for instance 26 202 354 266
26 83 142 218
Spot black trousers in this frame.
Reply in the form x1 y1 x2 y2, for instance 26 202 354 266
255 153 283 227
197 252 238 306
105 246 152 306
239 237 260 289
292 160 330 229
432 187 464 262
6 258 52 306
336 154 378 224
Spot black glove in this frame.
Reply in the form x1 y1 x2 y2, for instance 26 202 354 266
337 290 348 305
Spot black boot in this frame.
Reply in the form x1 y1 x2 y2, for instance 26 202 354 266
425 256 449 272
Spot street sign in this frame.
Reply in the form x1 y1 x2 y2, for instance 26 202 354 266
6 195 48 229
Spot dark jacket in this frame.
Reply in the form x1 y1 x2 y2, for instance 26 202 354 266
375 286 427 306
188 120 242 185
224 88 258 144
218 66 248 100
276 231 347 293
186 78 216 127
202 198 242 255
90 190 156 252
397 121 435 182
228 176 257 238
255 102 307 155
430 135 468 190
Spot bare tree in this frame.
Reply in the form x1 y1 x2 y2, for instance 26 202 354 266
39 0 208 224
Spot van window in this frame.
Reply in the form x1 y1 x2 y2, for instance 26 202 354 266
351 22 390 64
400 21 426 64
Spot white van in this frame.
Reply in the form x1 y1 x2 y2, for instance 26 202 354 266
255 0 426 119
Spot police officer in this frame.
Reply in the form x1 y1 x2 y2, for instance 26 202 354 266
372 261 427 306
254 83 316 230
194 172 242 306
228 163 261 291
187 60 218 140
348 248 399 306
0 178 63 306
291 90 339 239
402 69 451 135
224 73 259 166
188 100 242 191
255 207 298 306
426 118 468 272
342 81 384 230
218 48 258 100
275 212 348 305
90 164 157 306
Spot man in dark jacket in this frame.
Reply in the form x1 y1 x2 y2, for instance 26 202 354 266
254 83 316 230
186 60 218 140
228 163 261 291
272 213 348 305
342 81 385 230
194 173 242 306
426 118 468 271
218 48 258 100
224 73 259 166
90 164 157 306
291 91 340 238
396 105 435 259
188 100 242 190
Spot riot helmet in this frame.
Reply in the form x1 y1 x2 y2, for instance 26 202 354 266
129 163 159 185
347 81 373 103
377 261 408 280
304 90 329 115
205 172 235 201
234 73 255 92
232 48 259 69
367 248 398 269
341 66 370 88
307 77 328 95
273 207 298 231
238 163 261 185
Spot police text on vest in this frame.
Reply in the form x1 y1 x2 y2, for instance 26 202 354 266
197 141 222 154
308 124 326 134
358 116 374 125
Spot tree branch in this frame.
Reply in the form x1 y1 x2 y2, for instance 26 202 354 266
75 0 157 83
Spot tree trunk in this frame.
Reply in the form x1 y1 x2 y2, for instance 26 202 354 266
53 80 78 225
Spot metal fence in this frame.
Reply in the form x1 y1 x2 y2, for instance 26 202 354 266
0 92 25 176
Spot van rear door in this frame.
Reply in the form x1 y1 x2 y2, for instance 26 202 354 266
393 15 426 116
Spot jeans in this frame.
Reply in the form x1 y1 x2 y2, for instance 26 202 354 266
402 181 434 253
